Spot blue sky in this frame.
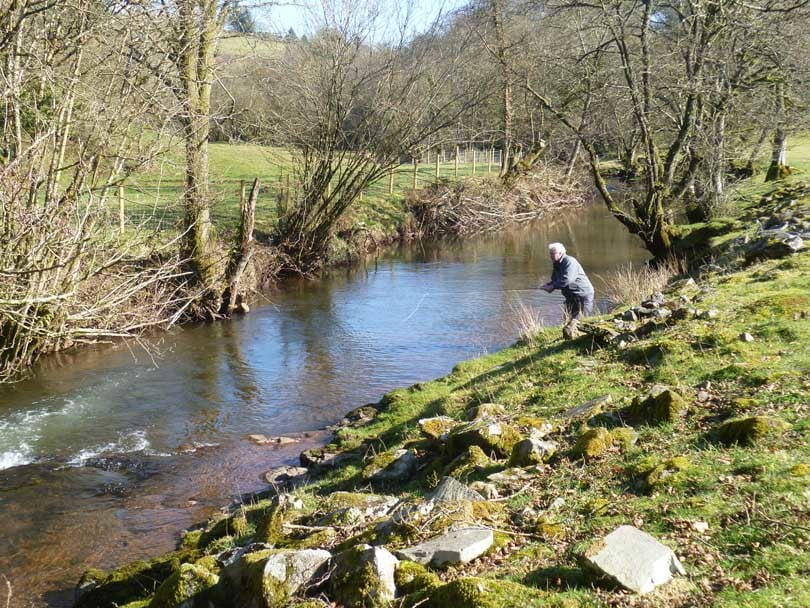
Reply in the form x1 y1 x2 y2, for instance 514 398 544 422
255 0 470 38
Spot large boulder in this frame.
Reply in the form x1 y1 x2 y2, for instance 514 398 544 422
418 416 459 442
428 476 485 503
714 416 789 446
329 545 399 607
581 525 685 594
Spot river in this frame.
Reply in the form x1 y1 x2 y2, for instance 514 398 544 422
0 202 647 607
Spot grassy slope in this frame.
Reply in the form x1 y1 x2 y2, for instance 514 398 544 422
87 136 810 607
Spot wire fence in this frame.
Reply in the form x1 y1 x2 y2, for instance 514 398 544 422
114 146 508 236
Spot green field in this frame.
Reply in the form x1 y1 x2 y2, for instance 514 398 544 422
121 143 500 235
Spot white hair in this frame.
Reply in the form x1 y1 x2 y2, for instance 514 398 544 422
548 242 566 255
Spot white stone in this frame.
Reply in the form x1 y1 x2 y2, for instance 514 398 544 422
396 527 494 567
584 525 685 594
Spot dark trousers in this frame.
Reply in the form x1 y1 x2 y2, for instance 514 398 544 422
565 292 594 320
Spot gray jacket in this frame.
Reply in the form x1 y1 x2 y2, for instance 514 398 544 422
550 254 594 299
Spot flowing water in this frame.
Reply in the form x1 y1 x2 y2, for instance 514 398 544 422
0 203 648 607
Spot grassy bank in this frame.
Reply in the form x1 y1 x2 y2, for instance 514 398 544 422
74 170 809 606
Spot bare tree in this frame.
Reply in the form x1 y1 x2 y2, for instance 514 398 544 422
0 1 195 381
263 0 486 273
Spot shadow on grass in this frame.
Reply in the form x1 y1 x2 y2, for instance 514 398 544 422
524 565 591 591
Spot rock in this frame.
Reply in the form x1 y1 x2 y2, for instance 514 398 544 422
418 416 458 441
261 549 331 603
396 527 493 567
330 545 398 607
696 390 711 403
515 416 554 438
362 449 416 482
701 308 719 320
468 481 500 499
621 309 638 322
629 385 688 424
149 563 219 608
299 448 355 470
715 416 788 446
487 467 537 486
465 402 506 420
263 466 310 492
249 434 300 446
563 395 612 420
508 438 557 467
443 445 493 478
740 332 755 342
563 319 582 339
745 230 804 263
318 493 398 526
610 427 638 451
236 302 250 314
343 404 379 426
572 428 613 459
581 525 685 594
444 417 522 459
642 456 691 491
394 561 442 595
429 476 485 503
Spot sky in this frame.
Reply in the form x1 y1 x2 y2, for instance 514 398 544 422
254 0 470 39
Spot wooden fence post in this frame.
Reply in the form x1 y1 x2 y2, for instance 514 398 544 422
435 149 440 182
488 147 493 175
454 146 459 179
472 148 476 176
412 159 418 190
118 184 125 235
389 168 394 194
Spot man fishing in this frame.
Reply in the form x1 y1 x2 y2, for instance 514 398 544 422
539 242 594 320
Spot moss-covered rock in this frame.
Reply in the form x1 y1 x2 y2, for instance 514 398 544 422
508 438 557 467
571 428 613 459
444 445 493 477
465 403 506 420
148 563 219 608
715 416 789 446
362 448 416 481
642 456 692 491
629 386 689 424
534 516 566 540
426 577 549 607
419 416 459 441
444 418 522 460
609 427 638 451
394 561 442 595
75 551 198 608
329 545 398 607
252 502 286 546
790 463 810 477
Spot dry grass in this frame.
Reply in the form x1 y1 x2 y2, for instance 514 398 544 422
599 258 681 309
510 300 546 343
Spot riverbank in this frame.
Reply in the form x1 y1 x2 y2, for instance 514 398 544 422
72 182 809 607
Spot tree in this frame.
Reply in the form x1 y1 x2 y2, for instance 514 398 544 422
263 0 485 273
228 5 257 32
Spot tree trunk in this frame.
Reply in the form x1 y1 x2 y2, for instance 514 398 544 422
177 0 229 316
490 0 512 177
765 84 791 182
